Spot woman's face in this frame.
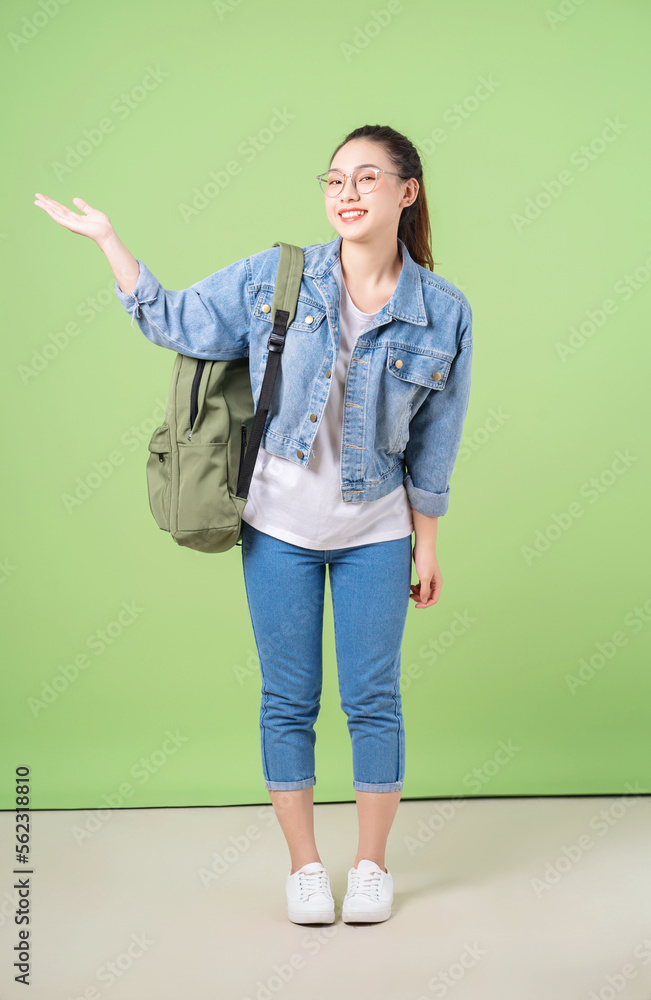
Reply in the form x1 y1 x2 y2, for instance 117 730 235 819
322 138 418 244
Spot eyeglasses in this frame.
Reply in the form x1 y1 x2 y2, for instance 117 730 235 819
316 166 407 197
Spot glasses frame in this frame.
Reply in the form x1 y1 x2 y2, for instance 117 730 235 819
316 166 408 197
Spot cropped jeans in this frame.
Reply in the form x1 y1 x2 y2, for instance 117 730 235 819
240 520 413 792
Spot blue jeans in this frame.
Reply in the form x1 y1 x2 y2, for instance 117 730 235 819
240 521 413 792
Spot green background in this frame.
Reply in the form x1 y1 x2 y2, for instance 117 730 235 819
1 0 649 808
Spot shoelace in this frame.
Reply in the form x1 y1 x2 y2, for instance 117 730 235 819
347 867 383 899
297 868 330 900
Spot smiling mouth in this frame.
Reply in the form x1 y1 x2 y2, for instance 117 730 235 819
339 210 368 220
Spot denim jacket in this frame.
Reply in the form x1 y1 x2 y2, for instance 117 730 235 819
114 234 472 517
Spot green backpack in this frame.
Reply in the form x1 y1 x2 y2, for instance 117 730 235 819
145 241 304 554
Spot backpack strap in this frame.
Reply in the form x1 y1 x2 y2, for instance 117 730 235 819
235 241 304 499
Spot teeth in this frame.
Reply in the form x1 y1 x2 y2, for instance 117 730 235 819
341 211 367 218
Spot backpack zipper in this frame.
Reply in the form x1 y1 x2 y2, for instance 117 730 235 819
188 360 206 438
238 423 248 482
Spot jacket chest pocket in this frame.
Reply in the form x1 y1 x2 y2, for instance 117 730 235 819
253 287 326 337
252 287 327 376
386 346 452 391
384 346 453 454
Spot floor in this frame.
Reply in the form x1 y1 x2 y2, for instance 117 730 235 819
0 794 649 999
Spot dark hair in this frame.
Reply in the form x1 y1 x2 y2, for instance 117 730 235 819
328 124 436 271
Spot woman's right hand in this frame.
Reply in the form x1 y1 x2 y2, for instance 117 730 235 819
34 194 115 249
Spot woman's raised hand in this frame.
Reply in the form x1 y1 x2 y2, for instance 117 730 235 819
34 193 139 295
33 194 115 249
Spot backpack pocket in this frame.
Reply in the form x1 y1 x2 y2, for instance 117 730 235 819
146 424 172 531
176 441 236 531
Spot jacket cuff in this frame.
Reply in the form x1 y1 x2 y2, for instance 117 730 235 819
114 260 160 328
404 474 449 516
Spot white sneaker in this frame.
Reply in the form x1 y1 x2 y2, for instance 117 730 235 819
285 861 335 924
342 858 393 923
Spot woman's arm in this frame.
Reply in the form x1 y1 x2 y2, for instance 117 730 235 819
410 509 441 609
405 305 472 609
97 228 139 296
34 193 251 359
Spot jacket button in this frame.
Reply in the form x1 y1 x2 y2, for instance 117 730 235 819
305 315 314 324
297 450 304 459
261 304 271 313
432 372 441 380
394 359 403 368
310 413 317 421
326 369 331 377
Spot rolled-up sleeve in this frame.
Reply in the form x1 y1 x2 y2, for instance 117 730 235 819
403 309 473 517
114 256 252 360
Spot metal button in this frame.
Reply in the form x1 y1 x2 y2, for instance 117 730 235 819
325 369 331 378
394 359 403 368
310 413 317 421
433 372 441 380
297 450 304 459
305 315 314 324
261 304 271 313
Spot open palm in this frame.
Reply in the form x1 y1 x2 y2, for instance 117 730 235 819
34 194 113 247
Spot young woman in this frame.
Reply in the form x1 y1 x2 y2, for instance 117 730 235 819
34 123 473 926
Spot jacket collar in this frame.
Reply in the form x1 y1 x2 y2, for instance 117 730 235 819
302 234 428 327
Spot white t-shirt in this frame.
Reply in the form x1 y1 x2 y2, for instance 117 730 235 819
240 258 414 549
